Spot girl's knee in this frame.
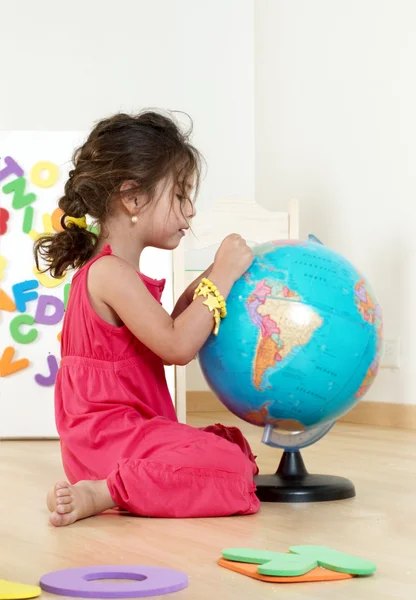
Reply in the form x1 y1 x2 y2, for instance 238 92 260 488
202 437 255 480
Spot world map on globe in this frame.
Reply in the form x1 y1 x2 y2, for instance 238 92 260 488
198 239 383 432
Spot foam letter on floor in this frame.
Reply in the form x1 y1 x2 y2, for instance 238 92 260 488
0 578 40 599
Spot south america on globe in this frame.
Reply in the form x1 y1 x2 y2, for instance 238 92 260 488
198 239 382 433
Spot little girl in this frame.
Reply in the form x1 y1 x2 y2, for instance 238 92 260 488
35 111 260 526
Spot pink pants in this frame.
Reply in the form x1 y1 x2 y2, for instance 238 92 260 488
103 419 260 518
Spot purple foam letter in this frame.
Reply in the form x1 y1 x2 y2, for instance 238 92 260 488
35 295 64 325
0 156 24 183
35 355 59 386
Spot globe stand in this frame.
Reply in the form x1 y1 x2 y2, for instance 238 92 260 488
255 450 356 503
254 423 356 503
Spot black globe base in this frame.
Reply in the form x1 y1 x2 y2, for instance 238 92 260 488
255 450 356 503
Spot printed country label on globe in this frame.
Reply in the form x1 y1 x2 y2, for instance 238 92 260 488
198 239 382 433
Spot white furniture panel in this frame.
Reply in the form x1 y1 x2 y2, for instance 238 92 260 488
184 197 299 397
185 197 299 274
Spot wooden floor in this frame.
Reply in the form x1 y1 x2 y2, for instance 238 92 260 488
1 413 416 599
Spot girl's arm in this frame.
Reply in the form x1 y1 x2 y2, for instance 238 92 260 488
89 235 252 366
171 264 213 320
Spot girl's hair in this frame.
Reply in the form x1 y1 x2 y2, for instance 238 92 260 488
34 110 202 278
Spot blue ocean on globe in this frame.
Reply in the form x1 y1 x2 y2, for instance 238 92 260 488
198 239 383 432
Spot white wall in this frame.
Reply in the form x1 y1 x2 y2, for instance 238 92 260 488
0 0 254 210
5 1 408 407
0 1 255 407
255 0 416 405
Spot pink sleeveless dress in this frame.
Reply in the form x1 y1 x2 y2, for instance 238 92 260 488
55 244 260 518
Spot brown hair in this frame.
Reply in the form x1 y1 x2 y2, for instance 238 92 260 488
34 110 202 277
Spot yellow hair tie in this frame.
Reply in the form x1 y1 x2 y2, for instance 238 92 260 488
65 215 87 229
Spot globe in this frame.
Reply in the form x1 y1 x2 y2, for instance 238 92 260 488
199 238 383 439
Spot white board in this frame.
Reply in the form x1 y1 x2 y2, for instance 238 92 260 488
0 132 176 438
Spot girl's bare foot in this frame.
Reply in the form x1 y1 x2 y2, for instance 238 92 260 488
46 480 116 527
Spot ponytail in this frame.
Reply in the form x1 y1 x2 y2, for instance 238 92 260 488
34 222 97 278
34 176 97 278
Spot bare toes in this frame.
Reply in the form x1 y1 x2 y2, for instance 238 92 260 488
57 496 72 505
57 504 73 514
50 512 65 527
50 510 77 527
55 481 67 489
57 488 71 498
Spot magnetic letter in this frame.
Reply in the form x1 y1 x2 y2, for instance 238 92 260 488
2 177 36 209
0 347 29 377
33 267 66 288
0 289 15 312
0 156 24 183
51 208 64 232
0 256 6 280
29 213 53 241
35 295 64 325
22 206 34 234
12 280 39 313
63 283 71 309
10 314 38 344
0 207 10 235
30 161 59 188
35 355 59 386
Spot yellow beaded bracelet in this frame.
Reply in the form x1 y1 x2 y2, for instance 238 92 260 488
193 278 227 335
193 278 227 317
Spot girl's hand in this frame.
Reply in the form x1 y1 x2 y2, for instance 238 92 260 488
213 234 254 283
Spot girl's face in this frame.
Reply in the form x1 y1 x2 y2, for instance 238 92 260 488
140 176 196 250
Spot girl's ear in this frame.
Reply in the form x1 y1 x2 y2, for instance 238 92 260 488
119 180 140 216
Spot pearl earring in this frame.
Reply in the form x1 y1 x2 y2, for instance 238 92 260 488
131 216 138 224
